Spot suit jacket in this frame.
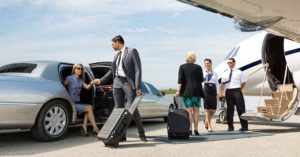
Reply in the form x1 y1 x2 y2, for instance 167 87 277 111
100 47 142 90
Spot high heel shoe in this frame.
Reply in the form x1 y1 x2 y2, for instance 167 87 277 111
92 130 99 137
194 130 200 136
80 127 89 137
189 130 192 135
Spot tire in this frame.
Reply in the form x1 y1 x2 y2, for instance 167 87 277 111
164 104 174 122
31 100 70 141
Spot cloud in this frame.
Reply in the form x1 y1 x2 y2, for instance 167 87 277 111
0 0 191 14
0 0 258 89
49 0 190 14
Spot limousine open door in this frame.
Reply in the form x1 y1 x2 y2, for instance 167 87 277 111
89 62 115 118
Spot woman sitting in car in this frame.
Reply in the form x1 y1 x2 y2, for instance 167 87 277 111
64 63 100 137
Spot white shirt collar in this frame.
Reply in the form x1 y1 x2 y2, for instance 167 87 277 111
120 46 125 53
228 67 237 71
205 69 213 73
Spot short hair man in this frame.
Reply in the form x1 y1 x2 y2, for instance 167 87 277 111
95 35 147 141
220 58 248 131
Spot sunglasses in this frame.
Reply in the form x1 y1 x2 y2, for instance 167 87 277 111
76 67 83 70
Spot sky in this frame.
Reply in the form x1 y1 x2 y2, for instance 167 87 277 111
0 0 258 89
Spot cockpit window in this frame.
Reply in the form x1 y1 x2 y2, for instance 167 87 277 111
224 46 240 60
0 63 37 73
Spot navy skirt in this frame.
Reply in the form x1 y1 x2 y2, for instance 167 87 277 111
204 83 217 110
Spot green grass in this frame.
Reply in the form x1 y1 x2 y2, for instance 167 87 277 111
160 88 176 95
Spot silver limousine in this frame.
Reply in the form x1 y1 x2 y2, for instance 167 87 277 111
0 61 174 141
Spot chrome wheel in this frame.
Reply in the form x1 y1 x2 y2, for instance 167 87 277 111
31 100 70 141
44 106 67 136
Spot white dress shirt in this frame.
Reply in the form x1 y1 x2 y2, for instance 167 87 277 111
221 68 246 89
203 70 219 94
116 46 126 77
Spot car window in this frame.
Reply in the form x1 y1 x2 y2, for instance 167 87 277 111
141 82 149 94
145 82 161 96
0 63 37 73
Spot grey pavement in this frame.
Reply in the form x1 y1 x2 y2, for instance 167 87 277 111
1 115 300 157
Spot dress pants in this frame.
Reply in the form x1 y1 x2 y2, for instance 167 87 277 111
113 77 145 137
225 88 248 129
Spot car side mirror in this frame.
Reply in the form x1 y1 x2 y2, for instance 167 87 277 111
161 91 165 96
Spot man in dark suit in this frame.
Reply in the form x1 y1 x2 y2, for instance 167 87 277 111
94 35 147 142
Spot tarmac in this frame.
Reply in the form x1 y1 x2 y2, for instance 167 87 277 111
1 114 300 157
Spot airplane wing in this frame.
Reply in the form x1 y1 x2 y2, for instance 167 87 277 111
178 0 300 42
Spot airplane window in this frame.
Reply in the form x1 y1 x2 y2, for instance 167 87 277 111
224 47 236 60
231 46 239 58
224 46 240 60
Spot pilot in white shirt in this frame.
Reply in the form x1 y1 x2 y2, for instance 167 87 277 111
220 58 248 132
221 68 246 89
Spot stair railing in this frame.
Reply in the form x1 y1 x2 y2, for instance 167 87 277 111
276 64 289 118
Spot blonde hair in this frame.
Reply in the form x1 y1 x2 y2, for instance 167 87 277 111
71 63 85 82
185 51 197 63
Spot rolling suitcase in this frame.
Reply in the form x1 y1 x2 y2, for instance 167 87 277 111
167 96 190 140
97 95 143 147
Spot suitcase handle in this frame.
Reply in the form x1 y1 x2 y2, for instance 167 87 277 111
126 95 144 115
174 96 184 109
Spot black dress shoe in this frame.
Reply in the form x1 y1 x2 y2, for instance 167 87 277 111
227 128 234 131
120 137 127 142
92 131 98 137
140 135 148 142
239 128 248 131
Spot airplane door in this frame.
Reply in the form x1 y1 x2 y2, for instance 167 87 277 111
241 34 299 122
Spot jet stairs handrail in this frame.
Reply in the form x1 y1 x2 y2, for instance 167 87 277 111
246 63 269 105
276 64 289 118
241 63 299 122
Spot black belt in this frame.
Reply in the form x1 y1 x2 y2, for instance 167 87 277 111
116 76 126 79
226 88 241 91
204 83 216 87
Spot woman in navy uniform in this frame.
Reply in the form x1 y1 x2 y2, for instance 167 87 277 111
203 59 219 132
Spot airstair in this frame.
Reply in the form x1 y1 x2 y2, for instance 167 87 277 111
241 64 299 122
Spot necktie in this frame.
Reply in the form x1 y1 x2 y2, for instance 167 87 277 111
205 72 213 82
116 51 122 76
223 69 233 84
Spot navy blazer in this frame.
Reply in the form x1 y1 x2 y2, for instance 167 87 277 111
100 47 142 90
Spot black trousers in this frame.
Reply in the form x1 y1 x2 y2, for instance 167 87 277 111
225 88 248 129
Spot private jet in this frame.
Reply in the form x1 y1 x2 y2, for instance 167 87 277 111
178 0 300 122
214 32 300 122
